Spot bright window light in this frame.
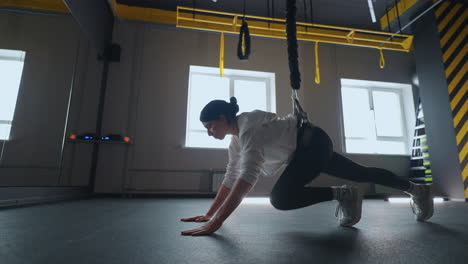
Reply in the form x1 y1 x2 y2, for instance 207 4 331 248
0 49 26 140
340 79 414 155
388 197 445 203
234 80 267 112
373 91 404 137
186 66 276 149
241 197 271 205
341 87 373 139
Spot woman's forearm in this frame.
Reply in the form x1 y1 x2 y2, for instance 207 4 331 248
213 179 253 223
206 184 232 217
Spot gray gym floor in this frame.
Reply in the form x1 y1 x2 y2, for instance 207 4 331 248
1 198 467 264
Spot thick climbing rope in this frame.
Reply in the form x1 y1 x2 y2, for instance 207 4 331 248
286 0 301 91
286 0 309 125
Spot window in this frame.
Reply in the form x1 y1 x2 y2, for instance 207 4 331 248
186 65 276 149
340 79 415 155
0 49 25 140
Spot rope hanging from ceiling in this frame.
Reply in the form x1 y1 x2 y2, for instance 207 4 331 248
286 0 301 91
286 0 309 125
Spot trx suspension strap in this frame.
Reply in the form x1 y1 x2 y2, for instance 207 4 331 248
314 42 320 84
378 48 386 69
237 19 251 60
286 0 309 126
220 32 224 77
238 0 251 60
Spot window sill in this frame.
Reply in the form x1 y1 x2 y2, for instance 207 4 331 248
182 146 227 151
345 152 411 158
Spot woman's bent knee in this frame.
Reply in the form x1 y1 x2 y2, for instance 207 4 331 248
269 194 293 210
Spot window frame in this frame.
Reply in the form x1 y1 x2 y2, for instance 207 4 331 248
340 78 414 156
185 65 276 149
0 49 26 141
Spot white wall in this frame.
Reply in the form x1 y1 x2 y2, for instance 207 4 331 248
95 20 417 196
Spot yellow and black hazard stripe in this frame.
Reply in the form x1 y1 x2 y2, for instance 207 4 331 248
434 0 467 197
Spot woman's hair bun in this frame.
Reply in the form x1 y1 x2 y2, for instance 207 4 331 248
229 97 237 105
229 97 239 114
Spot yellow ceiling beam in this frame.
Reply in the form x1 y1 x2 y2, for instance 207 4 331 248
0 0 69 13
178 12 410 45
177 6 413 52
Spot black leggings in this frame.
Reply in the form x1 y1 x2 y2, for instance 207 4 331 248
269 124 411 210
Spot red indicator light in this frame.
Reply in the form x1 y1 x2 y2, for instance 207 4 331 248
70 134 76 140
124 137 130 143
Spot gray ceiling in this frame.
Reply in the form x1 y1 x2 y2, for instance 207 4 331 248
115 0 433 32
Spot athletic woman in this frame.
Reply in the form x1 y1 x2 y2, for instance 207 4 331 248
181 97 434 236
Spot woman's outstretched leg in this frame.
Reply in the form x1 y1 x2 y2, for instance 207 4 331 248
324 152 410 191
324 152 433 221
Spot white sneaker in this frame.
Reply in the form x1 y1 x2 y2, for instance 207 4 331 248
334 185 363 227
406 183 434 221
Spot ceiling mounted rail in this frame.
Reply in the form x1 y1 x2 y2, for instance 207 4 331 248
176 6 413 52
0 0 68 13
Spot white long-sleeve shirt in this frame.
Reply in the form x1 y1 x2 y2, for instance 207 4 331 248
222 110 298 188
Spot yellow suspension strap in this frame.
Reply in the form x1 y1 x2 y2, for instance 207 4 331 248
314 42 321 84
219 32 224 77
378 48 385 69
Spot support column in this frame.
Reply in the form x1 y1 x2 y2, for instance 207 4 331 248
412 1 466 199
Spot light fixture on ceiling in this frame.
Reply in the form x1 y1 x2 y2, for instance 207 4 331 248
367 0 377 23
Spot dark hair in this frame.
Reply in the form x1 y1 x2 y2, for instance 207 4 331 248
199 97 240 124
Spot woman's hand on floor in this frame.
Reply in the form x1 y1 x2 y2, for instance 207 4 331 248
181 219 223 236
180 215 211 222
